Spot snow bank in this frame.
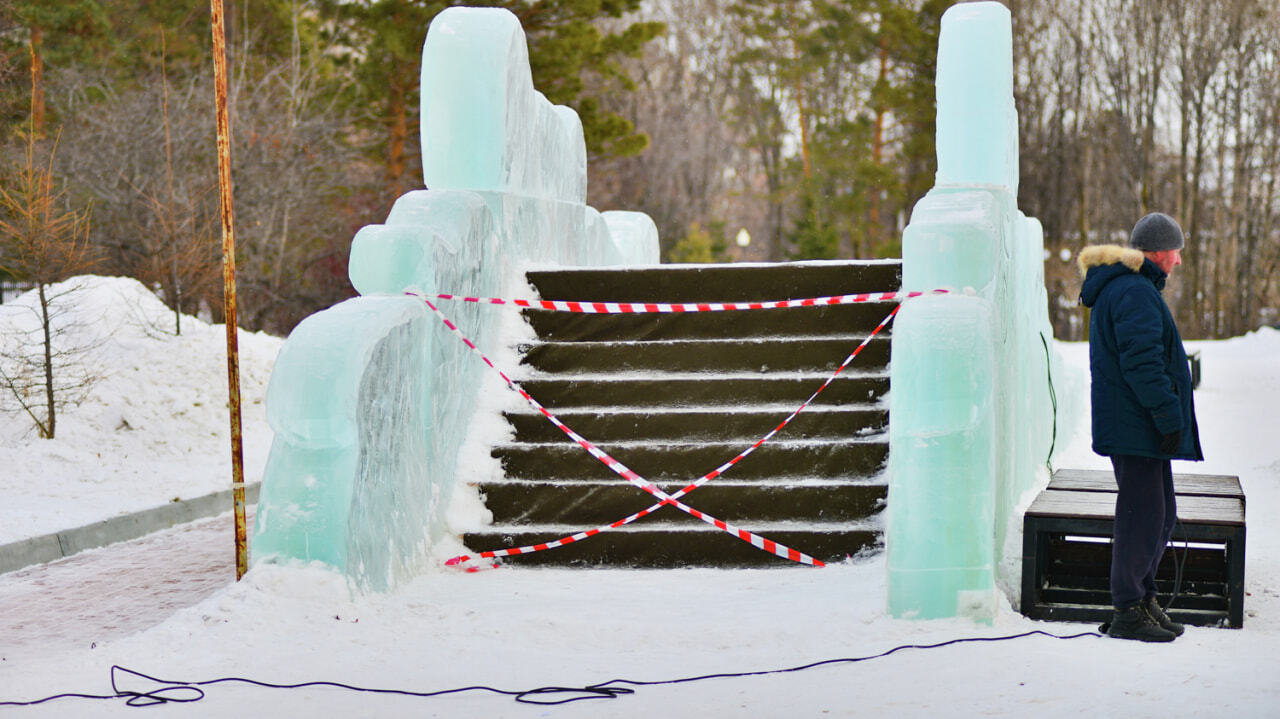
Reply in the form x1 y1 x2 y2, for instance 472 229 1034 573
0 275 281 542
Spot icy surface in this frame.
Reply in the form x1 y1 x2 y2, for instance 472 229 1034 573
253 296 438 585
252 7 658 590
934 1 1018 192
888 297 996 619
420 7 586 203
888 1 1056 620
601 211 661 265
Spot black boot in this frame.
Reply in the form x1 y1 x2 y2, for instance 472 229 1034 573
1106 603 1177 642
1144 596 1185 637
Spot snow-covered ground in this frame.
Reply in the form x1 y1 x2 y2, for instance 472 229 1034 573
1 276 1278 717
0 277 280 543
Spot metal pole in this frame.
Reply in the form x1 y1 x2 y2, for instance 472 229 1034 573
209 0 248 580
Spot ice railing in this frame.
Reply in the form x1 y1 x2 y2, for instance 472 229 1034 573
250 8 658 590
886 1 1061 621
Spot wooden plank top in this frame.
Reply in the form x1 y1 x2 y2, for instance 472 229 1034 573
1027 488 1244 526
1049 468 1243 499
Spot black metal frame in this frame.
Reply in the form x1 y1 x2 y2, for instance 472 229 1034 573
1020 471 1245 628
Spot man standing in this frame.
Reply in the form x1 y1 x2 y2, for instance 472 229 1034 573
1077 212 1204 642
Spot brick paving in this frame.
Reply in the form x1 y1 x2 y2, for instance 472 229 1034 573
0 511 252 654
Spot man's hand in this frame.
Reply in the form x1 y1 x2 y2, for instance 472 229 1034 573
1160 431 1182 455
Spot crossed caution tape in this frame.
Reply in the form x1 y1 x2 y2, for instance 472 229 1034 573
407 288 947 569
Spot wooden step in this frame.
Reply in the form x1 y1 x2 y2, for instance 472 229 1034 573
477 479 886 525
521 336 890 374
493 440 888 482
523 301 898 342
462 522 881 567
503 406 887 443
517 375 889 409
527 260 902 303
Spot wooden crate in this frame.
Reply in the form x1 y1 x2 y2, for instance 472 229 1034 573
1020 468 1245 628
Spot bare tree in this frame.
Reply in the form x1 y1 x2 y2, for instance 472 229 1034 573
224 8 370 333
1232 2 1280 334
590 0 770 260
48 66 223 331
0 128 98 438
1016 0 1280 339
47 7 368 336
1090 0 1172 218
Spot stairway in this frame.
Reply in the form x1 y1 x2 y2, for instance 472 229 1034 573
462 260 902 567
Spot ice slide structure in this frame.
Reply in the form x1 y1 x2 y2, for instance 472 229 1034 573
250 7 659 591
252 2 1061 622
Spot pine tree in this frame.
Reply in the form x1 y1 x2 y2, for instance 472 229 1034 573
730 0 943 261
0 0 108 140
318 0 663 198
876 0 946 242
666 221 729 263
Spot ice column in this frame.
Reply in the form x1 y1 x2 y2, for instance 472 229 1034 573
252 7 658 590
887 1 1058 620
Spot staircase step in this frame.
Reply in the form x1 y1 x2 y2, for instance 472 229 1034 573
492 440 888 481
527 260 902 303
522 336 890 374
523 302 898 342
478 480 886 525
462 523 881 567
467 260 902 569
517 375 889 409
504 407 888 443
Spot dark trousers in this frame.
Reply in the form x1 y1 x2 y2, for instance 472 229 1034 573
1110 455 1177 609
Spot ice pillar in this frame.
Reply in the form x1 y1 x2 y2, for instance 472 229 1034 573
933 2 1018 192
887 1 1058 620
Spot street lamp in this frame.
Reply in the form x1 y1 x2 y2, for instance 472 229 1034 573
735 228 751 261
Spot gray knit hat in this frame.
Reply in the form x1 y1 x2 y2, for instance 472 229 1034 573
1129 212 1184 251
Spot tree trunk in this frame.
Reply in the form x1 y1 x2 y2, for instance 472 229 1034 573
1077 140 1090 249
767 150 786 261
1211 124 1229 337
868 35 889 260
787 1 811 185
29 24 44 139
385 69 409 197
160 27 182 335
38 283 55 439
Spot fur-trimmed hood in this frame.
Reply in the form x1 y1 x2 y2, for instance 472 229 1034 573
1078 244 1165 308
1077 244 1145 275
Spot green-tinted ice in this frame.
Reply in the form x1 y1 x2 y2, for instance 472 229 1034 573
251 8 658 590
887 1 1059 620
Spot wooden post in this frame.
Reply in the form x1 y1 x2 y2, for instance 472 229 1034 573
209 0 248 580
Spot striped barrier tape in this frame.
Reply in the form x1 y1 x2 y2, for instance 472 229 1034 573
431 289 934 314
408 287 951 569
441 303 905 569
410 293 826 567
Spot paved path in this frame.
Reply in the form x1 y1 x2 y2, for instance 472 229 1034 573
0 512 252 654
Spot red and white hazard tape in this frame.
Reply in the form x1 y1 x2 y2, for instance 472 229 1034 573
411 293 826 567
432 289 933 313
407 287 948 569
448 303 903 569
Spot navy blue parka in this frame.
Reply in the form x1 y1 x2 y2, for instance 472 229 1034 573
1078 245 1203 461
